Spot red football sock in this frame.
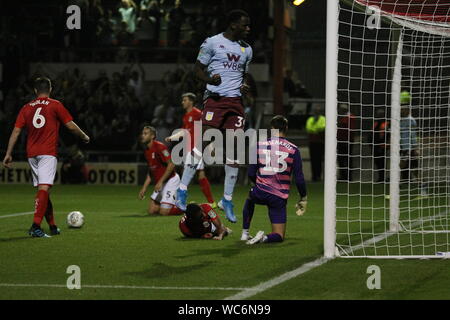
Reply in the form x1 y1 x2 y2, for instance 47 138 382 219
168 206 184 216
199 177 214 203
33 190 49 226
45 198 56 227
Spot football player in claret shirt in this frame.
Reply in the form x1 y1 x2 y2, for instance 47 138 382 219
139 126 184 216
2 77 90 238
179 203 232 240
243 116 308 245
165 92 216 208
175 9 253 224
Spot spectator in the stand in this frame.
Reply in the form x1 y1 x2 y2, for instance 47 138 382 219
399 91 428 196
135 8 157 46
113 21 134 46
91 0 104 18
337 103 356 181
187 13 208 48
97 16 115 46
61 144 88 184
118 0 137 33
151 99 170 143
128 62 146 103
108 8 123 32
373 108 389 183
148 0 164 46
242 73 257 130
0 82 4 108
306 106 326 182
253 33 272 64
140 0 152 10
166 0 185 47
284 69 297 98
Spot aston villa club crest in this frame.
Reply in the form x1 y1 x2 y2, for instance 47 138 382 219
205 112 214 121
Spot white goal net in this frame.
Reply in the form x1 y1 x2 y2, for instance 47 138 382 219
325 0 450 258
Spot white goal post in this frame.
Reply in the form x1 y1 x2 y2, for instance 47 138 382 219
325 0 450 259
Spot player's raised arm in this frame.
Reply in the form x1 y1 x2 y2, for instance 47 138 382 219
2 127 22 168
65 121 90 144
165 129 186 143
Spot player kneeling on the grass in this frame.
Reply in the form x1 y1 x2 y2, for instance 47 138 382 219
179 203 232 240
139 126 184 216
2 77 90 238
243 115 307 245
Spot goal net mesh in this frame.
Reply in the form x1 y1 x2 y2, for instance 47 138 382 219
335 0 450 257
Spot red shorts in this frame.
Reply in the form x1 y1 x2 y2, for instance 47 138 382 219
202 97 245 130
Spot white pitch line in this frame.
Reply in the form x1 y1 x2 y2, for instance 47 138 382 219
0 212 34 219
342 211 449 255
224 211 450 300
223 256 331 300
0 283 255 291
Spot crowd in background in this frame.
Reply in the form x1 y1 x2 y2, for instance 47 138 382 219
0 0 268 157
0 0 271 63
0 61 257 155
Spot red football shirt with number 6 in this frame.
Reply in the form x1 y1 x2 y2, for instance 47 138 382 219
15 97 73 158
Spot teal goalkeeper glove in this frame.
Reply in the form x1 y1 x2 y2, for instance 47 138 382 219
296 196 308 216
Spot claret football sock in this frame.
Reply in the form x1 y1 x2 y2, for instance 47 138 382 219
169 206 184 216
199 177 214 203
33 189 49 226
45 199 56 227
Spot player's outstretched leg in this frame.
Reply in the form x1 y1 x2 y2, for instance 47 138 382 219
246 231 284 245
198 170 216 208
241 197 255 241
29 187 51 238
176 153 201 210
220 164 239 223
45 198 60 235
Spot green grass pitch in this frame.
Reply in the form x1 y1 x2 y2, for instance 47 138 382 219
0 183 449 300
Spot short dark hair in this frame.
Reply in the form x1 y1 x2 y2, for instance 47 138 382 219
227 9 249 26
185 203 204 237
270 115 289 133
182 92 196 103
34 77 52 94
143 125 157 137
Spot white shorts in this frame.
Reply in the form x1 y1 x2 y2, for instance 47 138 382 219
28 155 57 187
151 173 180 208
185 150 204 170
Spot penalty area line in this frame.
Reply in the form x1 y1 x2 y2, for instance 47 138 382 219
223 256 331 300
0 212 34 219
0 283 257 292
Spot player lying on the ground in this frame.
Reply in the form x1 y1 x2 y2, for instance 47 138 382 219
179 203 232 240
165 92 216 208
242 115 308 245
139 126 184 216
2 77 90 238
